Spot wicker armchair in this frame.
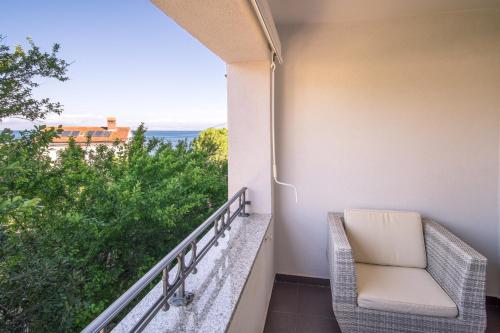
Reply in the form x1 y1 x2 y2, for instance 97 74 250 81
328 212 487 333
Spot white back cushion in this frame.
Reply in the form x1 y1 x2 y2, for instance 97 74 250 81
344 209 427 268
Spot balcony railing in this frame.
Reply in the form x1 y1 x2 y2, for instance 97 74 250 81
82 187 251 333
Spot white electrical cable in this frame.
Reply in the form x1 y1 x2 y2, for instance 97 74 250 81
249 0 296 202
271 54 298 203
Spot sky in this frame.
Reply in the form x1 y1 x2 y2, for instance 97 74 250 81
1 0 227 130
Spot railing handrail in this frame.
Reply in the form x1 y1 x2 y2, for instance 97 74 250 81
82 187 249 333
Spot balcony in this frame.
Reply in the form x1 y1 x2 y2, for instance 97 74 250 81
83 188 500 332
83 0 500 332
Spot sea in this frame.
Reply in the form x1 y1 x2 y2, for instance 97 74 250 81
142 130 200 145
10 130 201 145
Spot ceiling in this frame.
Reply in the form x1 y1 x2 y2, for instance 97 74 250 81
152 0 269 63
268 0 500 24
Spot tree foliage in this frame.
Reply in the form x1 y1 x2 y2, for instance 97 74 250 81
0 35 69 121
0 35 229 333
193 127 228 162
0 126 228 332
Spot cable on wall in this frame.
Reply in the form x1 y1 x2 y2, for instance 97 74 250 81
250 0 297 202
271 53 298 203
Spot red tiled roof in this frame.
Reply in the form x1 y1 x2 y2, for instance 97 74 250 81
49 126 131 144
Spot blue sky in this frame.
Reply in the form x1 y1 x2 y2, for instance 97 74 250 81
1 0 227 130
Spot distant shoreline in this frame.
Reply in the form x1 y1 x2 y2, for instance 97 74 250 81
10 130 201 143
140 130 200 143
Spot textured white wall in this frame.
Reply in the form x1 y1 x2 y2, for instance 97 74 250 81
274 10 500 295
228 61 273 214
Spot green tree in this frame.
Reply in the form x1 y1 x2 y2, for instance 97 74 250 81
0 35 69 121
0 124 228 332
193 127 228 162
0 35 229 332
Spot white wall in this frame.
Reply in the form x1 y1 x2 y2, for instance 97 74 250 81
47 143 118 161
228 61 273 214
228 219 274 333
274 10 500 295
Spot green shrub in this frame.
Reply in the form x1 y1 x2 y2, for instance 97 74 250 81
0 125 228 332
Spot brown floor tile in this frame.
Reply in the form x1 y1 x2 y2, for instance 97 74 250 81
268 282 299 313
266 279 500 332
297 314 341 333
264 311 297 333
297 284 334 318
486 307 500 332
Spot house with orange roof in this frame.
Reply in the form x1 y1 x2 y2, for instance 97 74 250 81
48 117 131 159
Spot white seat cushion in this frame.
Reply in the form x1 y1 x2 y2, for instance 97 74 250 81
355 263 458 318
344 208 427 268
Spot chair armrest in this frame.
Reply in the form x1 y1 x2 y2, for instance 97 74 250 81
328 213 357 306
423 219 487 320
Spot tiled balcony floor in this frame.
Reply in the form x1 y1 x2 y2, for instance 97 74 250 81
264 277 341 333
264 277 500 333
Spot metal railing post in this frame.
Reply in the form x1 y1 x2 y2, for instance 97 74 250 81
162 269 169 311
169 255 194 307
175 281 185 300
239 191 251 217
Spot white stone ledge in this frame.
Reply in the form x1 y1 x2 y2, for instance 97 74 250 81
112 213 272 333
